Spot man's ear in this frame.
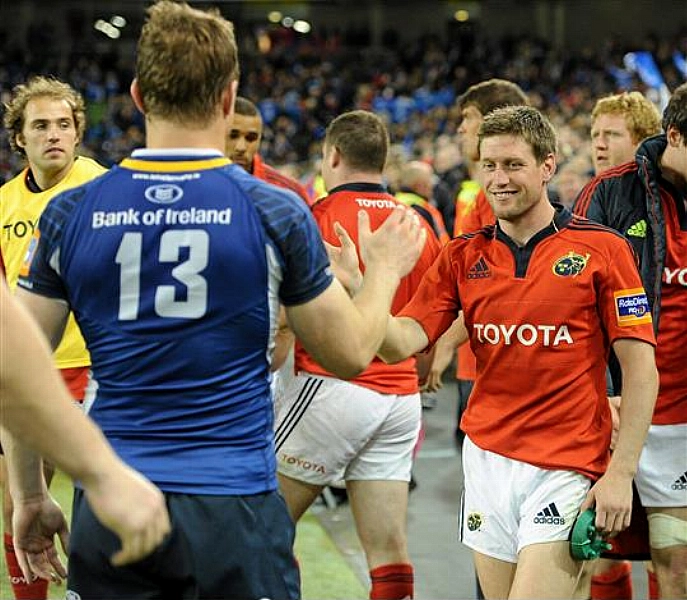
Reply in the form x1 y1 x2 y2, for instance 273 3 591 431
222 80 238 120
666 124 684 148
15 133 26 150
330 146 342 169
130 79 145 114
541 153 556 183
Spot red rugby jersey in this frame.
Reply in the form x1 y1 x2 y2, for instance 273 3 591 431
654 193 687 424
295 183 441 394
400 209 656 479
252 155 313 207
452 187 494 381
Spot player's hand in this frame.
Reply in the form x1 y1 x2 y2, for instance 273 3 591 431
83 465 170 566
421 342 454 392
579 470 633 536
324 221 362 295
358 206 426 280
13 494 69 585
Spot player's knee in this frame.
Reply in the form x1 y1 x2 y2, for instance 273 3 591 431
649 513 687 552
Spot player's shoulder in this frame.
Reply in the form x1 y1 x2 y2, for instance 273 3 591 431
73 155 108 177
453 224 496 248
575 161 640 213
566 213 631 242
0 169 28 197
563 213 637 259
234 166 313 226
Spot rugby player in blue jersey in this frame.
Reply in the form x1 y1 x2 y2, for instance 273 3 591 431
5 2 426 599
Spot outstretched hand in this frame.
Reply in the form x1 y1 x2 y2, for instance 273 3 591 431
13 494 69 585
358 206 426 280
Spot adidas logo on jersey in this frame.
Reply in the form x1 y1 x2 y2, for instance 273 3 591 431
626 219 647 238
672 471 687 491
467 257 491 279
533 502 566 525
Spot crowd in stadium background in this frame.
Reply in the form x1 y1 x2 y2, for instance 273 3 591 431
1 15 686 185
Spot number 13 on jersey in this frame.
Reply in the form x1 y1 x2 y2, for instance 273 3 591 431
115 229 209 320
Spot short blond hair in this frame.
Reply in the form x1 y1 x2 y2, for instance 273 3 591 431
136 1 240 125
3 76 86 156
592 92 661 144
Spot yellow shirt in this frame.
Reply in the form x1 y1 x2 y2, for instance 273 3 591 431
0 156 106 368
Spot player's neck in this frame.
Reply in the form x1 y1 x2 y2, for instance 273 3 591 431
659 149 687 195
498 196 556 247
144 116 226 154
29 162 74 192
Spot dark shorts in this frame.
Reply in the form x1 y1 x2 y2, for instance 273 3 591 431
67 488 300 600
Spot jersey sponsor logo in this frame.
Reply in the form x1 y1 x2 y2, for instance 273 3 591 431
552 251 590 277
279 452 326 474
467 256 491 279
473 323 573 347
19 231 40 278
92 207 232 229
614 288 652 326
355 198 397 209
2 219 37 241
533 502 565 525
144 183 184 205
672 471 687 491
467 512 483 531
626 219 647 238
664 267 687 287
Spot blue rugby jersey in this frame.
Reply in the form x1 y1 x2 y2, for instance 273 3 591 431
18 149 333 495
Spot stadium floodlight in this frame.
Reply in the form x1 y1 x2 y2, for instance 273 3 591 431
293 20 311 34
110 15 127 28
94 19 121 39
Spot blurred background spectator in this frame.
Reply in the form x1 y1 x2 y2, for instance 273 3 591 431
1 1 686 187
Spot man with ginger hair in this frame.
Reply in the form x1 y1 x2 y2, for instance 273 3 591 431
584 89 662 600
576 84 687 600
590 91 662 176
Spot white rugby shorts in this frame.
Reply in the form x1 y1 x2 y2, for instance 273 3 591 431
459 436 591 563
274 373 421 485
635 423 687 507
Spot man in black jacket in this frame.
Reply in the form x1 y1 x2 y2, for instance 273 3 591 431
574 83 687 599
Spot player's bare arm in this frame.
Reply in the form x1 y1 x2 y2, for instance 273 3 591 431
421 315 470 392
2 285 171 574
580 338 658 535
377 316 431 364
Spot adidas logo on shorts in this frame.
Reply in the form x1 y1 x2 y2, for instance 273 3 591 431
533 502 566 525
672 471 687 491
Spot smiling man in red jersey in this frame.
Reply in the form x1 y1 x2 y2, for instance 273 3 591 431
377 106 657 599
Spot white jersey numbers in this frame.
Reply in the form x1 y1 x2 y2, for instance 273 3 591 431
115 229 209 320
